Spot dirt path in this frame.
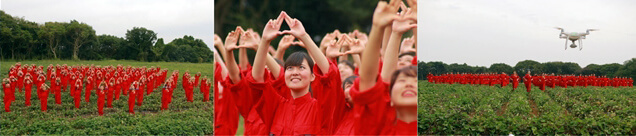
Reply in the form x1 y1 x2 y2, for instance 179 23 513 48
527 93 540 117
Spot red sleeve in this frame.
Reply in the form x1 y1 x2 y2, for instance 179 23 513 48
245 70 284 127
350 76 392 135
223 76 253 118
311 60 347 133
412 56 417 65
268 67 291 98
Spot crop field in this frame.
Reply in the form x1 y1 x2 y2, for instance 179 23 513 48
418 80 636 135
0 60 214 135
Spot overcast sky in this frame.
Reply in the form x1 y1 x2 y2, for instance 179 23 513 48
1 0 214 50
417 0 636 67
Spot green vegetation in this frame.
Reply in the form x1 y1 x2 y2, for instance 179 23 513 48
419 81 636 135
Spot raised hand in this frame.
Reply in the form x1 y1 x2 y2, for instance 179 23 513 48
372 0 400 27
214 34 223 47
392 7 417 34
400 37 416 53
282 14 307 38
261 11 288 42
278 35 295 50
224 30 240 51
326 35 347 58
344 38 364 55
240 30 260 50
405 0 417 22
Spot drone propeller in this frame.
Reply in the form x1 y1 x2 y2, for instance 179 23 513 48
554 27 563 30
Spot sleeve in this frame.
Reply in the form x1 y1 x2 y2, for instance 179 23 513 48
245 70 285 127
311 60 347 133
222 76 253 118
350 76 392 135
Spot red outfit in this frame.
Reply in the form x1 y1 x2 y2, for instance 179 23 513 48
523 74 532 92
107 83 114 108
53 82 62 104
97 88 106 116
24 81 33 106
3 84 14 112
349 78 417 135
73 82 82 109
161 84 173 110
128 88 137 114
38 86 50 112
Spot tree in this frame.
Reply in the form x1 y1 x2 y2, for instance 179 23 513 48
599 63 622 77
489 63 514 74
67 20 96 60
125 27 157 61
514 60 542 74
616 58 636 85
38 22 67 59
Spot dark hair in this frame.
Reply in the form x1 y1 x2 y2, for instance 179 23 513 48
274 58 284 66
338 60 355 71
389 66 417 92
342 75 358 89
284 52 314 73
398 51 416 59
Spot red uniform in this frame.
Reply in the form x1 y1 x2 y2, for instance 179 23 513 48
97 87 106 116
184 80 194 102
523 74 532 92
53 81 62 104
161 83 173 110
38 85 50 112
3 83 14 112
538 76 546 91
85 77 93 102
349 78 417 135
128 87 137 114
107 82 114 108
136 81 145 106
73 80 82 109
115 78 122 100
200 79 210 102
24 79 33 106
220 65 255 135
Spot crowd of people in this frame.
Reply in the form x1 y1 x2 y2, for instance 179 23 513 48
427 71 634 92
213 0 418 135
2 62 211 115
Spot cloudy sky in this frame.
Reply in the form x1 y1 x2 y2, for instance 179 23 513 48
417 0 636 67
1 0 214 50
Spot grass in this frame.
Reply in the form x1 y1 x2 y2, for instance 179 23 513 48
0 60 214 135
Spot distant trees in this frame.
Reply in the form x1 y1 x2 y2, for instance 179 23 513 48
0 10 212 63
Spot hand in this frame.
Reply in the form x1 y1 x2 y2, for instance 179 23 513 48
278 35 295 50
372 0 400 27
320 33 336 47
240 31 260 50
400 37 416 53
282 14 307 38
224 30 240 51
392 8 417 34
344 38 364 55
214 34 223 47
405 0 417 23
326 36 348 58
261 11 288 42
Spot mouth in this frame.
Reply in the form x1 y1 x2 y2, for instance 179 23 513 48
401 90 417 97
289 77 302 82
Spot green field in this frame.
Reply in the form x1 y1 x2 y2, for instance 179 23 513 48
0 60 214 135
418 80 636 135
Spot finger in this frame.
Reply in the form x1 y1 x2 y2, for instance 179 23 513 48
284 14 293 27
400 1 407 11
281 30 293 35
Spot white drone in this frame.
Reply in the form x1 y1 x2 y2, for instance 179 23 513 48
555 27 597 50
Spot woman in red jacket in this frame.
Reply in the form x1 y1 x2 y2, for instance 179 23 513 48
107 78 115 108
73 79 82 109
38 83 51 112
85 76 93 103
97 81 107 116
24 75 34 107
185 77 195 102
246 11 341 135
128 81 138 114
3 78 14 112
53 77 62 105
200 77 210 102
136 76 146 106
161 79 174 110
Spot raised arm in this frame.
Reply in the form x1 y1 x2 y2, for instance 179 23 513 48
359 0 400 91
252 12 287 82
224 29 242 84
283 15 330 74
381 7 417 82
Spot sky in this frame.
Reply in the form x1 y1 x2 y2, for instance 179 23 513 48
417 0 636 67
1 0 215 50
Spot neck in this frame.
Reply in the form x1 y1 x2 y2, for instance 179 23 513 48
395 106 417 123
290 87 310 99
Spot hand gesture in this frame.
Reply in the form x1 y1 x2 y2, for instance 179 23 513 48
372 0 400 27
400 37 416 53
262 11 288 42
214 34 223 47
344 38 364 55
224 30 240 51
392 7 417 34
278 35 296 50
282 14 307 38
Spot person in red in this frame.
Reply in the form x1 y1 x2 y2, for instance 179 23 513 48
115 77 122 100
38 83 50 112
538 74 546 91
3 78 14 112
53 77 62 105
73 79 82 109
127 81 138 114
24 76 34 106
194 72 201 86
147 75 154 95
511 72 520 90
136 76 146 106
107 78 115 108
97 81 107 116
523 71 532 92
17 70 25 93
200 77 210 102
245 11 345 135
85 76 93 103
185 77 195 102
161 79 174 110
349 2 418 134
36 74 45 96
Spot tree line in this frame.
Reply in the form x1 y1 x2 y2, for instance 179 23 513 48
0 10 213 63
418 58 636 83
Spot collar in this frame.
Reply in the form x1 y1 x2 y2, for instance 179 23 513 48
292 92 313 105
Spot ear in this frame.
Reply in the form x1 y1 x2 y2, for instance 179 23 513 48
310 73 316 82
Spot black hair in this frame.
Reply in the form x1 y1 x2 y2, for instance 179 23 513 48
389 66 417 93
274 58 284 66
342 75 358 89
398 51 416 59
338 60 355 71
284 52 314 73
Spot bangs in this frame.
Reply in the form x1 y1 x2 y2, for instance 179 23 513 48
339 60 355 71
398 51 416 58
389 66 418 91
284 52 314 73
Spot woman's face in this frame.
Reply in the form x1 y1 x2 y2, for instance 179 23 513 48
343 82 353 103
390 73 418 107
284 59 315 91
338 63 354 82
397 55 414 70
